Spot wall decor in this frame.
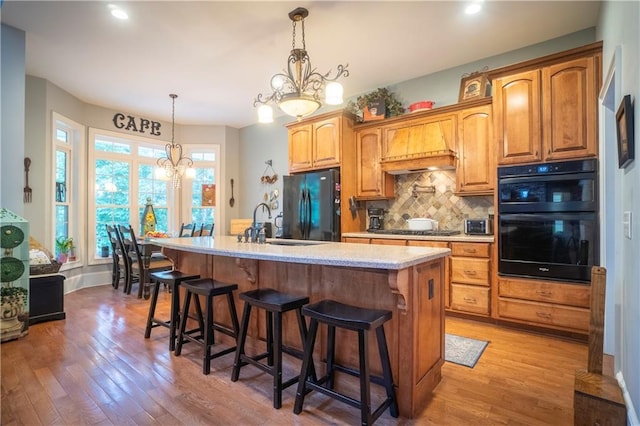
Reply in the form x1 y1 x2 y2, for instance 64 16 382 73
112 113 161 135
458 70 491 102
616 94 634 169
202 184 216 206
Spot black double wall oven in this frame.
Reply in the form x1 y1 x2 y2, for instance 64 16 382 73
497 159 599 283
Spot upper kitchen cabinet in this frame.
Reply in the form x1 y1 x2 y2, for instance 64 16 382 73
493 70 542 164
287 111 354 173
456 101 494 195
492 43 601 165
354 126 394 199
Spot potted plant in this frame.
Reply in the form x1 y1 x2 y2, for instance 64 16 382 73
55 236 73 263
346 87 405 122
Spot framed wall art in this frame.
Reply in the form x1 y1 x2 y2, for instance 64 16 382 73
616 94 634 169
458 71 491 102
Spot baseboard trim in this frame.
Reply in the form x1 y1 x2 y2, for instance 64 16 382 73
616 371 640 425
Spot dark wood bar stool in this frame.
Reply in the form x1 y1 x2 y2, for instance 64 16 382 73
231 288 311 409
174 278 240 375
144 270 200 351
293 299 399 425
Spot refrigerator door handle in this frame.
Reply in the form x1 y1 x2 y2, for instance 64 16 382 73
305 188 312 239
298 192 305 236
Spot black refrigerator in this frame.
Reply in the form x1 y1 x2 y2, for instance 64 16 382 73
282 169 341 241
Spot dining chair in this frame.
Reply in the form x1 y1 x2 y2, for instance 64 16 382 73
179 223 196 237
117 225 173 297
105 224 126 289
193 223 214 237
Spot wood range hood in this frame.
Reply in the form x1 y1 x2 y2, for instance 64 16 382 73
380 149 457 175
374 107 459 175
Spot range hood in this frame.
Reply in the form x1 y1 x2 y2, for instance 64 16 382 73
380 150 457 174
379 114 458 174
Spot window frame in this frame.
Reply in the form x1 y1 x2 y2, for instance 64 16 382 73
52 112 85 270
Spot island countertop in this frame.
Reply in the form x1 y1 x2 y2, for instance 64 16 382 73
151 235 450 270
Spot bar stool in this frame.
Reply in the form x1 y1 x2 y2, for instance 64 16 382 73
144 270 200 351
231 288 311 409
174 278 240 375
293 299 399 425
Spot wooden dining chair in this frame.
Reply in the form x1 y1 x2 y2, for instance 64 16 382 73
117 225 173 297
105 224 126 289
179 223 196 237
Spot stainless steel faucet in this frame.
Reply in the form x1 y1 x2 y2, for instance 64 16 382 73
251 202 272 242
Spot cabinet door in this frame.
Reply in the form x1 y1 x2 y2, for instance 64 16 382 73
288 124 313 172
494 70 542 165
457 105 494 194
356 128 394 199
312 116 341 169
542 56 598 160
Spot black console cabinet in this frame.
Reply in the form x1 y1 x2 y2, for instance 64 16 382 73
29 274 66 325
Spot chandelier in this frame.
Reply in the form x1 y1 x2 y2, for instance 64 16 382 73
156 94 194 188
254 7 349 123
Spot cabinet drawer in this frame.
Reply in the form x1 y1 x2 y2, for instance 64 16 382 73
451 284 490 315
499 277 590 308
370 238 407 246
343 237 370 244
498 298 589 331
450 242 490 258
451 257 489 286
407 240 449 249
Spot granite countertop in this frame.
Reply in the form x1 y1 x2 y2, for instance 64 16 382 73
341 232 495 243
151 235 450 270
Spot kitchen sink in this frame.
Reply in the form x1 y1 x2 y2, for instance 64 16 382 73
267 240 323 247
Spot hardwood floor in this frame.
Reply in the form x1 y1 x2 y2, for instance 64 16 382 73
1 284 587 425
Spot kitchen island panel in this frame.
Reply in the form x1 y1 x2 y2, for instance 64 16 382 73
154 237 449 418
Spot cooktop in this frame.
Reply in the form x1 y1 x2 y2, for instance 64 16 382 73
367 229 461 236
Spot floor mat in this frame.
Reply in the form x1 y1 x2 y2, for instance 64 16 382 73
445 333 489 368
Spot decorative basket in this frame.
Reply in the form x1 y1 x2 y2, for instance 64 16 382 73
30 260 62 276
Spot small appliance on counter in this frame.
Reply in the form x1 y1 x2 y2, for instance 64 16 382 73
367 208 384 231
464 218 493 235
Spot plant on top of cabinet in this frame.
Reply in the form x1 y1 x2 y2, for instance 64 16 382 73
346 87 405 123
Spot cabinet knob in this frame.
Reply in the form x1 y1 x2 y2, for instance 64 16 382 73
463 297 477 304
536 311 552 319
464 270 478 276
536 290 552 297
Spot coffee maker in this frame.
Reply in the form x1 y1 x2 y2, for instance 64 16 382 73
367 208 384 231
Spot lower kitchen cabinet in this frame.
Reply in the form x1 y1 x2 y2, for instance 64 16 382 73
449 242 491 316
497 276 590 333
408 240 450 308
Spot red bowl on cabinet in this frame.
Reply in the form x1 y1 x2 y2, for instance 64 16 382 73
409 101 435 112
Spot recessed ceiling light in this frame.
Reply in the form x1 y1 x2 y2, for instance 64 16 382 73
465 0 483 15
108 4 129 20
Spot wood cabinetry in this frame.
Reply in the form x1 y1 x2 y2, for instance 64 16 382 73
449 242 491 316
456 102 494 194
493 46 600 165
408 240 451 308
355 127 394 199
497 276 590 332
287 113 346 172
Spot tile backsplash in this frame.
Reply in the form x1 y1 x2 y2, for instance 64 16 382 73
366 170 493 232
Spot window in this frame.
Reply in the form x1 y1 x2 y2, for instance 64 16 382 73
185 150 217 227
53 114 84 263
88 128 219 262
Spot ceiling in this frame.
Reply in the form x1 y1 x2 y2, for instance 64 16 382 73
1 1 601 129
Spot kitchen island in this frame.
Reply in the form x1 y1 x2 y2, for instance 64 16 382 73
152 236 450 418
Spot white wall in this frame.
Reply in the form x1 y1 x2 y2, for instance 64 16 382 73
1 24 26 215
598 1 640 422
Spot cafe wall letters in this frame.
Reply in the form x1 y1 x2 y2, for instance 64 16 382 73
112 113 161 135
